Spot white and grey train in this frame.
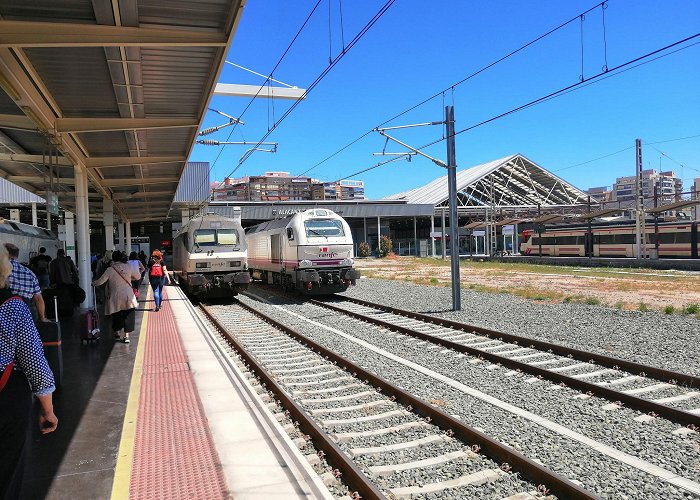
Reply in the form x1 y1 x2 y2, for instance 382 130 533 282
246 208 360 294
0 219 61 263
172 210 251 298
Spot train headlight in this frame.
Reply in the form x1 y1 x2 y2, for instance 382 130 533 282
196 262 210 269
341 258 354 266
299 259 313 268
229 261 241 267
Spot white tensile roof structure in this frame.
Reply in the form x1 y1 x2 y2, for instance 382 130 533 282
384 154 589 213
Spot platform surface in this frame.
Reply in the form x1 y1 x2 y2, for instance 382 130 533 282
19 283 328 500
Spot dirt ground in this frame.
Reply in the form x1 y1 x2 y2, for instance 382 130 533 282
353 256 700 313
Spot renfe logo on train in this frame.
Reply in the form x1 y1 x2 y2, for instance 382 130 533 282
319 247 336 257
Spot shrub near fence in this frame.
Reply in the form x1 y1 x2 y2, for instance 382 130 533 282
377 235 393 258
358 241 371 258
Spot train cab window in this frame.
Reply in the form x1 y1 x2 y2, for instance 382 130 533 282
194 229 217 246
286 228 294 240
304 219 344 237
194 229 239 246
217 229 239 245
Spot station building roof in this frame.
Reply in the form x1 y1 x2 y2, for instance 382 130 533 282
0 0 244 223
383 154 589 212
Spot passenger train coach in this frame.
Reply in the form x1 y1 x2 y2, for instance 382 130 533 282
0 218 61 263
520 221 699 258
246 209 360 294
172 210 251 298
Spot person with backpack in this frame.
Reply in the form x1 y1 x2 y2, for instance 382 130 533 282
147 250 170 312
29 247 52 290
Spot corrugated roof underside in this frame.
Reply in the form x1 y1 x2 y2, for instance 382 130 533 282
26 48 121 117
141 47 216 117
139 0 231 31
0 0 95 22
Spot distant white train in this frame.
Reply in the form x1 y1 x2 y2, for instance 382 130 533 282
0 219 61 264
246 208 360 294
172 210 251 298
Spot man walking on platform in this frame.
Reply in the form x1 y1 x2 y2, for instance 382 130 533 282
30 247 52 290
4 243 48 323
49 249 78 288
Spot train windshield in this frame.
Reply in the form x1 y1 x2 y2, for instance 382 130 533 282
304 219 344 237
194 229 240 246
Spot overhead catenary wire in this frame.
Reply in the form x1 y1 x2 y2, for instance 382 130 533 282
294 1 608 178
215 0 398 185
181 0 325 215
328 32 700 185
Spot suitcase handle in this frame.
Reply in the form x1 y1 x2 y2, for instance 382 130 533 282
53 295 58 322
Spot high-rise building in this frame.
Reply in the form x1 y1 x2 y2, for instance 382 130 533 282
612 169 682 202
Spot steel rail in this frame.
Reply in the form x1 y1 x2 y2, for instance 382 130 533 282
199 304 385 500
213 300 599 499
309 298 700 427
330 296 700 389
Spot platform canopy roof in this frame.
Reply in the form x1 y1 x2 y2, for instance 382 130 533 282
0 0 244 222
384 154 589 213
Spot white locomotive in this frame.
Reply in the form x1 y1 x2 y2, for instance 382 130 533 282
0 219 61 264
172 209 251 298
246 208 360 294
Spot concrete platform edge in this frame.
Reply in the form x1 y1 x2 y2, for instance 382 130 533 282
168 285 334 500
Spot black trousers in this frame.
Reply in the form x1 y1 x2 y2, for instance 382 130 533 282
111 308 135 334
0 371 32 500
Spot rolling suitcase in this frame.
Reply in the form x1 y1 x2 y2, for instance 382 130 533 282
37 299 63 388
80 286 100 344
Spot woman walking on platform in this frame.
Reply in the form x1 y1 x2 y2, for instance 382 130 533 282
0 245 58 500
147 250 170 312
92 251 140 344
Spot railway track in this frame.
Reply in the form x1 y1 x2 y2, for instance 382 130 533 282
308 296 700 428
200 300 597 499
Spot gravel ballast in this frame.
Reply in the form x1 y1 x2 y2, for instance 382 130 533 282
241 284 700 499
344 278 700 376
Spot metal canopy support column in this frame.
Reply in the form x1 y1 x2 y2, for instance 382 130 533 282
445 105 461 311
363 218 367 243
125 221 132 255
118 221 125 252
440 209 446 259
74 167 92 309
431 215 435 257
31 203 37 226
104 199 115 251
377 216 381 252
64 211 76 263
413 217 418 257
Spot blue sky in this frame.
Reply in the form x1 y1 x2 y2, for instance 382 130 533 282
192 0 700 200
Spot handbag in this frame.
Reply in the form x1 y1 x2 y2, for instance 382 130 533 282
114 267 138 301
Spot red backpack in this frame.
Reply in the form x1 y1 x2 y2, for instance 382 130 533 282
149 260 163 278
